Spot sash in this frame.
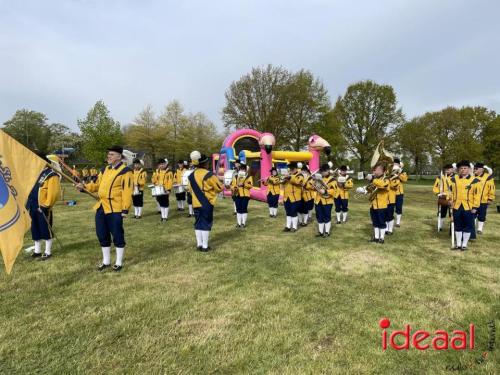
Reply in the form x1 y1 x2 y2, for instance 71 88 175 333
188 170 212 208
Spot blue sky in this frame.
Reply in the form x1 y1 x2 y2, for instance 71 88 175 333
1 0 499 130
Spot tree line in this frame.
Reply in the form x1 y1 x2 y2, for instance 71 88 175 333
2 64 499 173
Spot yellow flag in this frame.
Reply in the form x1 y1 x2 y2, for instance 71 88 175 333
0 130 47 274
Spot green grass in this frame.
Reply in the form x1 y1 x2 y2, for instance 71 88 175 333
1 183 499 374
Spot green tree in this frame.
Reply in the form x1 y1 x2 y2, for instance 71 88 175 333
332 80 404 170
395 117 431 175
2 109 51 152
158 100 185 162
78 101 123 165
176 112 223 159
482 115 500 170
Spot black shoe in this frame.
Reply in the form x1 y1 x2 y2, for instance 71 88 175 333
31 252 42 258
369 238 378 243
378 239 385 244
283 227 291 232
241 224 246 228
201 247 211 252
451 246 459 251
291 228 297 233
197 246 202 251
136 216 142 219
269 214 273 218
97 263 111 271
40 253 52 261
323 232 330 238
112 265 122 272
233 212 237 215
395 224 401 228
386 231 393 236
477 230 482 235
315 232 324 237
336 221 341 225
157 211 161 214
460 246 467 251
236 224 241 228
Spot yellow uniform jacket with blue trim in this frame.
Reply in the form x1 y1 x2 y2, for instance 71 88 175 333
156 169 173 191
283 172 304 202
133 169 147 191
448 174 480 210
314 176 337 205
263 175 281 195
34 168 61 209
188 168 223 208
394 172 407 195
235 175 253 197
151 169 159 184
433 174 453 197
388 178 400 204
85 162 133 214
474 173 495 204
90 168 98 177
335 176 354 199
370 177 390 209
82 168 89 177
174 167 185 186
302 176 315 201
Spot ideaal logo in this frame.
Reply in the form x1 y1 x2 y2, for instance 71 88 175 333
0 156 20 232
379 318 475 351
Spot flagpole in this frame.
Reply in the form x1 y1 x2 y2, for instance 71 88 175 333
46 162 99 200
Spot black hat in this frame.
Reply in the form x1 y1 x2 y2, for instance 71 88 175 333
157 158 167 164
288 161 298 169
320 163 330 172
177 160 184 164
198 154 209 164
270 167 277 172
339 165 347 171
107 145 123 154
443 164 454 170
302 165 310 172
394 158 401 164
474 162 484 168
239 164 247 170
456 160 470 168
133 158 141 164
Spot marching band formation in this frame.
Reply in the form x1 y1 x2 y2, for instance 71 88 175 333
26 145 496 271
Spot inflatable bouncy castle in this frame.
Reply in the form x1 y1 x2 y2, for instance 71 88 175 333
212 129 331 202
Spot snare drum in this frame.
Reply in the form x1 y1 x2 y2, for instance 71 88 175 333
437 196 449 207
224 170 235 186
173 184 185 194
152 185 166 196
182 170 193 187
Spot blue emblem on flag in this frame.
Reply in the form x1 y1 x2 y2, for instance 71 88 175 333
0 168 20 232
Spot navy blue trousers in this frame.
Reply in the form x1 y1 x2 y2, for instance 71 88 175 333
95 206 125 247
284 200 300 217
235 196 250 213
315 203 333 223
267 193 279 208
156 194 170 208
386 203 395 222
370 208 387 229
452 206 474 232
300 199 314 214
194 204 214 231
395 194 404 214
187 192 192 205
334 197 349 212
477 203 488 221
30 207 53 241
132 191 144 207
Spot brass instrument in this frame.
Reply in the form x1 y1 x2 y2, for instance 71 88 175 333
312 173 331 198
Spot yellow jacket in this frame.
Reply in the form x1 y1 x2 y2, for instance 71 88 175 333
335 177 354 199
388 178 400 204
82 168 89 177
38 170 61 208
449 175 480 210
174 167 185 185
235 174 253 197
86 163 133 214
283 172 304 202
188 168 223 208
433 174 453 197
90 168 98 176
314 176 337 205
264 175 281 195
151 169 159 184
475 173 496 204
133 169 147 191
394 172 408 195
302 176 315 201
156 169 173 191
370 177 390 209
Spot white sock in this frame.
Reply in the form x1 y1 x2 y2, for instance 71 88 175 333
195 230 202 247
462 232 471 247
439 218 445 229
292 216 298 229
455 232 463 247
34 240 42 254
396 214 401 225
164 207 169 219
478 221 484 232
342 212 348 222
138 207 143 216
298 213 303 224
286 216 292 228
115 247 124 266
134 207 137 216
336 212 341 222
269 207 273 215
303 214 308 224
374 228 380 240
380 228 386 240
233 202 237 213
388 220 394 232
242 213 247 225
44 239 53 255
325 221 331 234
308 210 313 219
201 231 209 248
237 213 242 225
274 208 278 216
189 205 194 215
102 246 111 265
318 223 325 234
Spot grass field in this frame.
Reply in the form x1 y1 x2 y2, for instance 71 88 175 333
1 182 499 374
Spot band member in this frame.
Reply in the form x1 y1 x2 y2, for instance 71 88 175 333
155 158 173 221
231 159 241 215
77 145 133 271
282 162 304 232
151 165 161 214
188 152 223 251
433 164 454 231
90 166 98 182
27 153 61 260
334 165 353 224
314 164 336 237
82 166 89 183
71 165 80 182
393 158 408 227
262 167 281 217
448 160 480 251
233 164 253 228
299 166 315 226
473 162 495 234
367 163 390 244
385 168 401 235
174 160 187 211
132 158 147 219
186 162 195 217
